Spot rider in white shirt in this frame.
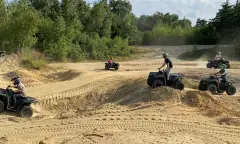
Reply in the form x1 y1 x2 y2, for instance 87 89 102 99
215 51 222 60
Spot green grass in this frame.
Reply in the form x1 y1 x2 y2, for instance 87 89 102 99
21 58 47 70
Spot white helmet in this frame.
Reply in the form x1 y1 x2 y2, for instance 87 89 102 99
217 51 221 55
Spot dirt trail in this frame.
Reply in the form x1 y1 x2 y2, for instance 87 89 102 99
0 47 240 144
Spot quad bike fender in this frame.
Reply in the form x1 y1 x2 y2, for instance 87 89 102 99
16 103 31 111
114 63 119 66
226 81 235 85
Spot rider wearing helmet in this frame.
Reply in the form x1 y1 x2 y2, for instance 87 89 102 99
213 68 227 83
9 77 27 108
215 51 222 60
159 53 173 81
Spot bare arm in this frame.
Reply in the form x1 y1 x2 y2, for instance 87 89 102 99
159 62 166 69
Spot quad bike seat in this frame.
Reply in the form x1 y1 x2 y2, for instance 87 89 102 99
170 73 178 77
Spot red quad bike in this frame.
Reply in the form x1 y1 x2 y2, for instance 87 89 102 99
207 58 230 69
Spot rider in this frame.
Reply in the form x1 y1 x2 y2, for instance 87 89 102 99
215 51 223 61
108 57 113 67
159 53 173 81
9 77 27 108
213 68 227 83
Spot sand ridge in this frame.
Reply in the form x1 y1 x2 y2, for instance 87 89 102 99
0 48 240 144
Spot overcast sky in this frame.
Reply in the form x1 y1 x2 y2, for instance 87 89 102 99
86 0 237 26
6 0 238 26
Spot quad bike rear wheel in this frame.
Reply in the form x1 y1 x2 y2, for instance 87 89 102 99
18 106 33 118
0 101 4 113
207 84 217 94
226 85 236 95
206 63 211 68
152 80 164 89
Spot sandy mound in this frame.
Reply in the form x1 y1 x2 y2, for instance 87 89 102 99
39 137 55 144
44 70 80 81
183 91 240 117
218 117 240 126
149 87 183 102
0 137 8 144
3 70 44 87
1 69 81 88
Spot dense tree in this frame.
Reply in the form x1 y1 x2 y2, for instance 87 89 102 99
196 18 208 27
0 0 239 61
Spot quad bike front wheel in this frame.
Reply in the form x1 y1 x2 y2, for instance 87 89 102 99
198 84 204 91
152 80 164 89
207 84 217 94
147 80 152 87
114 65 119 70
0 101 4 113
226 85 236 95
18 106 33 118
174 81 184 90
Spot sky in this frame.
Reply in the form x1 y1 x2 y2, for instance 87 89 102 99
6 0 238 26
86 0 238 26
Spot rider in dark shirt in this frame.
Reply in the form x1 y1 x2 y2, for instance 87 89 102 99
159 53 173 80
213 68 227 83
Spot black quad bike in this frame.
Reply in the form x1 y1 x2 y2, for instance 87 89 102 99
206 58 230 69
0 86 38 118
198 75 236 95
147 69 184 90
105 62 120 70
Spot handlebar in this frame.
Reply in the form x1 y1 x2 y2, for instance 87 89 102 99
158 68 165 71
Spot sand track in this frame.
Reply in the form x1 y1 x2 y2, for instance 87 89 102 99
1 115 240 143
0 47 240 144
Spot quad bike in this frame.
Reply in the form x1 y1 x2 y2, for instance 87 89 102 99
206 58 230 69
147 68 184 90
198 75 236 95
0 86 38 118
105 62 119 70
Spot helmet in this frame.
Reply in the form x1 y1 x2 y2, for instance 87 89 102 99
217 51 221 55
11 77 20 85
162 53 168 58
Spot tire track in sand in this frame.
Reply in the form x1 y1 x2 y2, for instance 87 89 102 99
0 117 240 143
38 75 136 107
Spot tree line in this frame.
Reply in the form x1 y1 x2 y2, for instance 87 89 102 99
0 0 239 61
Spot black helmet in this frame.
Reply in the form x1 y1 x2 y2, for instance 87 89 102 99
11 77 20 85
